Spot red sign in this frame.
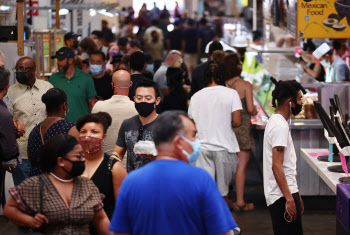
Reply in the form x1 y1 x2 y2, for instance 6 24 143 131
26 1 39 16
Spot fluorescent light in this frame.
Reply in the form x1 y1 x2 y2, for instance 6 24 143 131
89 9 96 16
59 9 69 15
98 9 114 17
133 25 139 34
0 6 10 11
167 24 174 32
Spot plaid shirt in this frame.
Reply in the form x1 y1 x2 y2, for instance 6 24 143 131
10 174 104 235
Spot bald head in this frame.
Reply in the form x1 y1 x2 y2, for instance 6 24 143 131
16 57 36 68
112 70 131 96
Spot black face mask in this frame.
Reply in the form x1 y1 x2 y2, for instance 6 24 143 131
237 48 247 56
291 102 303 116
16 72 30 85
135 102 156 117
61 158 85 177
73 41 79 49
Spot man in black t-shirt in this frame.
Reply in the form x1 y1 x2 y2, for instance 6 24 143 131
89 51 113 101
111 79 161 172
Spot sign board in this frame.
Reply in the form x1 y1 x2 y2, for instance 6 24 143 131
26 0 38 16
42 34 64 55
297 0 350 38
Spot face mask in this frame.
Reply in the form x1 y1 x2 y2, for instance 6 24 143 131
90 64 103 75
321 60 331 68
290 101 303 116
109 50 119 57
181 136 201 163
61 158 85 177
79 136 103 154
135 102 156 117
73 41 79 49
237 48 247 56
145 64 154 73
16 72 30 85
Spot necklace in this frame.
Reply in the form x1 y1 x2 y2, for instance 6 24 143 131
50 172 73 182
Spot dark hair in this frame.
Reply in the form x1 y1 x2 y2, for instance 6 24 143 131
152 111 188 145
252 30 262 42
130 51 145 71
270 77 306 108
302 39 316 52
208 40 223 55
128 40 141 50
203 61 225 87
102 20 108 25
90 50 106 61
134 79 160 98
166 67 187 99
223 53 241 80
186 18 195 26
39 134 79 173
118 37 129 46
76 112 112 134
42 88 67 114
0 66 10 91
91 30 103 39
200 18 207 26
151 19 159 26
79 37 98 55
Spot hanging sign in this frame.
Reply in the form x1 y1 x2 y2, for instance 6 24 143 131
297 0 350 38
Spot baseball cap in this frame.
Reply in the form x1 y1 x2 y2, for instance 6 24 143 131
64 32 78 41
51 47 75 60
110 55 123 64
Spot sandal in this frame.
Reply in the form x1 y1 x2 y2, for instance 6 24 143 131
232 202 255 212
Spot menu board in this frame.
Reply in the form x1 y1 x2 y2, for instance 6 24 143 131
297 0 350 38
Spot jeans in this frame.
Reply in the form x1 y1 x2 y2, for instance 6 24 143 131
269 192 303 235
12 159 32 186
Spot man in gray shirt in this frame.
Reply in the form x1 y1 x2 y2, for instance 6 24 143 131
153 50 183 98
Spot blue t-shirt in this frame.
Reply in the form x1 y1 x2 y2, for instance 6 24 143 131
109 160 237 235
198 27 215 53
182 28 198 54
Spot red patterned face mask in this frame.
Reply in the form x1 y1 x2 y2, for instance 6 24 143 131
79 136 103 154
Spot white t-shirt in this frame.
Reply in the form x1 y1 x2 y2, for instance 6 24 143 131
263 113 298 206
188 86 242 153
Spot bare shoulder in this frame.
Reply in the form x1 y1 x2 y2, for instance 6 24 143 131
112 161 127 174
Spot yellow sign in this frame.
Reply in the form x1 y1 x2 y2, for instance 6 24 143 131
297 0 350 38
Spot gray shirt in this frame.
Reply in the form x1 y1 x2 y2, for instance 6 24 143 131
153 63 169 98
326 56 350 82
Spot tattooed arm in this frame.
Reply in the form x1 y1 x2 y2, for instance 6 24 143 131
272 146 297 220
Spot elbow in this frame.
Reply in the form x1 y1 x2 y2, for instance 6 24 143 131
232 120 242 128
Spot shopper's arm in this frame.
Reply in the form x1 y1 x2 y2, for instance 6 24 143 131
245 83 257 116
4 196 49 229
93 209 113 235
304 63 322 79
272 146 297 220
88 97 96 112
300 51 315 63
112 145 127 160
112 162 128 200
231 110 242 128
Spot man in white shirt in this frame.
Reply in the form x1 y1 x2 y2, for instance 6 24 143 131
188 61 242 200
92 70 138 155
263 78 305 234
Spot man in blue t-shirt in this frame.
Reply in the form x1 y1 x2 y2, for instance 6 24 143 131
109 111 238 235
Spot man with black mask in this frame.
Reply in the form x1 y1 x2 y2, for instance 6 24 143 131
263 78 306 235
8 57 53 185
64 31 80 56
111 79 161 172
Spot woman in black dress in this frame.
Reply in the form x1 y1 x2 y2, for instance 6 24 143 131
76 112 127 234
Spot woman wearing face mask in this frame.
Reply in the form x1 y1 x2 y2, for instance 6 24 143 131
4 134 112 234
105 43 120 75
223 53 257 212
28 88 80 177
76 112 127 234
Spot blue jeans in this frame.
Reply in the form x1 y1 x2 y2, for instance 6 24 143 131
12 159 32 186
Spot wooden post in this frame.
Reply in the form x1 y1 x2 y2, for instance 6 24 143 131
41 35 45 79
53 28 57 71
48 30 52 73
56 0 60 29
35 35 40 78
17 0 24 55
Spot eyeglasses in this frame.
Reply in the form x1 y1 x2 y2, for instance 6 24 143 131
138 126 143 141
12 66 35 72
66 153 85 160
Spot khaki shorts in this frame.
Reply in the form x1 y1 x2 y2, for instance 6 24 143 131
194 149 238 196
184 53 198 69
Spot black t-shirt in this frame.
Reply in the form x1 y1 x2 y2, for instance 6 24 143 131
93 73 113 100
309 63 326 82
116 115 158 172
198 27 215 53
159 90 187 113
167 28 183 50
182 28 198 53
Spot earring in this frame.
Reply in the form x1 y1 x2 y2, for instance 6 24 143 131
61 164 64 167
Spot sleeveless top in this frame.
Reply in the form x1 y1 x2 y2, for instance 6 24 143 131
28 119 75 176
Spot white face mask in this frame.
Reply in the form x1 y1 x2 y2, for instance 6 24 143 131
320 59 331 68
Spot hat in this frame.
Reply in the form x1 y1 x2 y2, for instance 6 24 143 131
205 40 236 54
51 47 75 60
64 32 78 41
313 42 331 60
110 55 123 64
232 35 249 47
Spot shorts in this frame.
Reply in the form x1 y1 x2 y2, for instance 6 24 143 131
184 53 198 69
194 149 238 196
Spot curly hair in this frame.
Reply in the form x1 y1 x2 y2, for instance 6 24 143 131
270 77 306 108
203 61 225 87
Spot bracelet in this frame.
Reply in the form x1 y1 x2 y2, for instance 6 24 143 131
111 154 122 162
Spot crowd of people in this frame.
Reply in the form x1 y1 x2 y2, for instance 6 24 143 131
1 3 349 234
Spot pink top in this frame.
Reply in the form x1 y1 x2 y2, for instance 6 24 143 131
335 47 350 67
